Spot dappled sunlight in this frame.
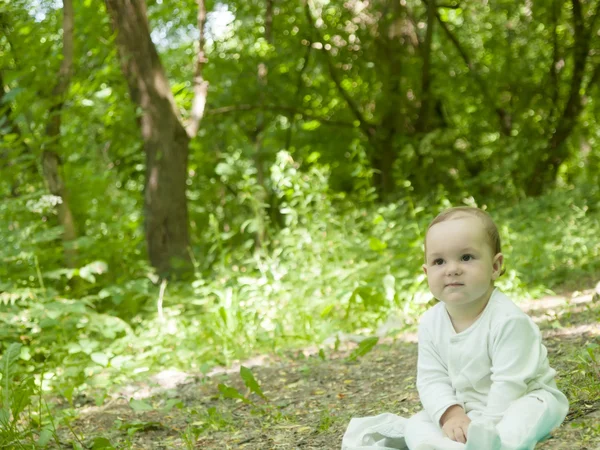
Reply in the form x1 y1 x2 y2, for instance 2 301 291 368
544 323 600 339
520 289 599 330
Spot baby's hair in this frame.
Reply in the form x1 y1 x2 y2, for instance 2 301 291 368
425 206 505 276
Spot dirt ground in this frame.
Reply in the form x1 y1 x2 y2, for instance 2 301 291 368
59 288 600 449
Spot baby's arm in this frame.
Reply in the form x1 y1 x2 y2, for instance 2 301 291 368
416 324 461 427
483 315 544 422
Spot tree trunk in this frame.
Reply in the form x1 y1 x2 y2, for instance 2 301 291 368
42 150 78 266
186 0 209 138
415 0 435 133
1 12 78 267
44 0 78 267
250 0 275 247
371 143 395 199
104 0 192 277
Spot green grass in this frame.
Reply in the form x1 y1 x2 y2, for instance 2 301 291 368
1 186 600 448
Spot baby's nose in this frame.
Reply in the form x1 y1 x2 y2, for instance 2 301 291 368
446 262 462 275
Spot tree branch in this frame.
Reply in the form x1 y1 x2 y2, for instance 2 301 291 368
547 0 589 153
253 0 275 189
304 0 376 141
547 0 561 124
526 0 595 195
587 1 600 37
0 72 22 139
285 42 313 149
205 104 355 128
432 4 511 135
45 0 74 138
186 0 209 138
0 14 18 63
585 62 600 92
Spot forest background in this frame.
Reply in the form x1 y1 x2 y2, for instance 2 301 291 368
1 0 600 447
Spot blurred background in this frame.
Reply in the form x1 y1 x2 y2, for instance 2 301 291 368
0 0 599 441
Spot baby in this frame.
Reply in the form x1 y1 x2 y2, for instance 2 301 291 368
405 207 569 450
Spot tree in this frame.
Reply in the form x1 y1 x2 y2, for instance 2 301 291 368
1 0 78 267
525 0 600 196
42 0 77 267
103 0 209 276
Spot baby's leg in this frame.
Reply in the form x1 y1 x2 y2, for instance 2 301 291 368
404 410 465 450
495 390 569 450
464 421 500 450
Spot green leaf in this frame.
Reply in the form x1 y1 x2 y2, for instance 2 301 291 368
3 133 19 143
117 420 162 433
1 343 22 408
586 345 598 363
129 398 154 412
0 408 9 425
318 348 326 361
91 437 115 449
0 87 23 103
301 120 322 131
37 429 53 447
369 237 387 251
78 266 96 283
348 337 379 361
218 306 228 325
218 383 251 404
240 366 266 400
161 398 184 412
320 304 334 318
11 376 34 420
90 352 109 367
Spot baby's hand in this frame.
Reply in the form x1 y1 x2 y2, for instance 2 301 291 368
440 406 471 444
442 414 471 443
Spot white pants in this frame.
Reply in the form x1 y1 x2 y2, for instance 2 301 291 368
404 390 569 450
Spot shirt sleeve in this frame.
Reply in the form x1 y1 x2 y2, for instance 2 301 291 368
416 321 460 426
481 315 543 423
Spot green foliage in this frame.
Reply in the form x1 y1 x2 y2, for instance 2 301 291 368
1 343 23 408
240 366 267 400
348 337 380 362
3 154 600 415
91 437 116 450
0 343 62 448
129 398 154 413
116 419 163 435
218 383 251 404
577 343 600 380
348 336 379 361
495 186 600 291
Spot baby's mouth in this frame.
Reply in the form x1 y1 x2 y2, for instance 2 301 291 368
446 283 464 287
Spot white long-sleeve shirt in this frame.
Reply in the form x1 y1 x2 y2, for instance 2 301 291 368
416 288 568 426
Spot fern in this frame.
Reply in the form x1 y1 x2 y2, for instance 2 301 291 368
1 343 22 411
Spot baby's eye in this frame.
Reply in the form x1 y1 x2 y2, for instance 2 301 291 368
432 258 444 266
461 254 474 261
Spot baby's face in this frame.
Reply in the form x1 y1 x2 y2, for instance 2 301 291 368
423 216 502 308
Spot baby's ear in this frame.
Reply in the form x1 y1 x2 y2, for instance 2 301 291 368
491 253 504 279
422 264 428 275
